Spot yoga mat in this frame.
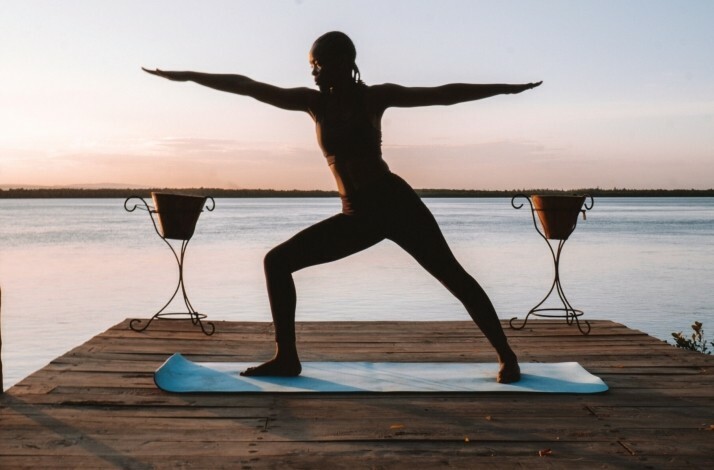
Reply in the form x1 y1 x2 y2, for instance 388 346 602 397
155 353 608 394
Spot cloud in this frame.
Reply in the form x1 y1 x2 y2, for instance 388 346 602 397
384 139 714 190
3 135 712 190
0 137 331 189
384 140 579 189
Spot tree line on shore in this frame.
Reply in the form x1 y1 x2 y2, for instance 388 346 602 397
0 187 712 199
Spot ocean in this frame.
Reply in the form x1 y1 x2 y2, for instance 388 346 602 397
1 196 713 388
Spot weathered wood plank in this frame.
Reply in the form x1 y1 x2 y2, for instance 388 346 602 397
2 319 713 468
5 441 702 470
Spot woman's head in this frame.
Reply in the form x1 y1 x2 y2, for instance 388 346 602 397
309 31 362 91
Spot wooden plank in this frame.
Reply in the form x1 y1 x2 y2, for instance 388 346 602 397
3 441 696 470
2 319 713 468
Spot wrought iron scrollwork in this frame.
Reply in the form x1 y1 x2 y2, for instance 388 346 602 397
124 195 216 336
509 194 593 335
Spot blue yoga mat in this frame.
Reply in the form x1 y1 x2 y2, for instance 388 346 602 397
154 353 608 394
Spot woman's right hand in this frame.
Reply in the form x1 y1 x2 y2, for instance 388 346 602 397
142 67 190 81
139 68 315 112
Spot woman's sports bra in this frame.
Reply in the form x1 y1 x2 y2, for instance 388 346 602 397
311 86 390 196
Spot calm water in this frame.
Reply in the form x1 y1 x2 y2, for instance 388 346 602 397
1 197 713 388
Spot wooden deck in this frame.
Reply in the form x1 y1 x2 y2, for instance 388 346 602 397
2 319 713 468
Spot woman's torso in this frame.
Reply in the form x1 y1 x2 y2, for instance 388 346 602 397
310 85 391 197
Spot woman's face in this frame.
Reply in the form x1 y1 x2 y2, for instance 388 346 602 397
309 51 329 90
309 43 349 91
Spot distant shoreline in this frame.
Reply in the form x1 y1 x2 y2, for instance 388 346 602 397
1 187 713 198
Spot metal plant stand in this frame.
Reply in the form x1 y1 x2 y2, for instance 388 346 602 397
124 193 216 335
509 194 594 335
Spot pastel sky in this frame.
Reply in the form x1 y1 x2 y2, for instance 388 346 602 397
1 0 713 190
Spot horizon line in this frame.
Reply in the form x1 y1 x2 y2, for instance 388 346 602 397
1 186 713 197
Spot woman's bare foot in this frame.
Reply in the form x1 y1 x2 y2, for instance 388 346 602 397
497 360 521 384
497 349 521 384
240 343 302 377
241 357 302 377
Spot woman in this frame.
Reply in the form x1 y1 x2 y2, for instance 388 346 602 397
145 31 541 383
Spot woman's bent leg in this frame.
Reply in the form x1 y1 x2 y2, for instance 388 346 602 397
242 213 383 376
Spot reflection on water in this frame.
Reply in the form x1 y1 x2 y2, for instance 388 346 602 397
1 197 713 388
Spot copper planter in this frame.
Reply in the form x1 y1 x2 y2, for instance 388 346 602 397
510 193 594 335
151 192 209 240
531 195 587 240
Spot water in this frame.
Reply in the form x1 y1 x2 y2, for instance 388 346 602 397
1 197 713 388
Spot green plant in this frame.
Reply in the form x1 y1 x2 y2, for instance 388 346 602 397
671 321 713 354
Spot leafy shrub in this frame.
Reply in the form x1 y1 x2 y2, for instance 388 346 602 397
671 321 713 354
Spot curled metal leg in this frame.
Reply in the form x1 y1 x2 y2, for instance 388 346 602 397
125 195 216 336
510 194 592 335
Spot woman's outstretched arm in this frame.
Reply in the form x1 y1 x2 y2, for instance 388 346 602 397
373 81 542 109
142 68 317 112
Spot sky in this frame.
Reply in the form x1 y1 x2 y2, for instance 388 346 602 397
1 0 713 190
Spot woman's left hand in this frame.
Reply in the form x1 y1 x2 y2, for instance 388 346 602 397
510 81 543 94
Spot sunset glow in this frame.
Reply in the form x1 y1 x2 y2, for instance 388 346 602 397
2 0 712 190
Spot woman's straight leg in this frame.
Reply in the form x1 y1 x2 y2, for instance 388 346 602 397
381 180 520 382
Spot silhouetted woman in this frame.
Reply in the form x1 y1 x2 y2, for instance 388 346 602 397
145 31 541 383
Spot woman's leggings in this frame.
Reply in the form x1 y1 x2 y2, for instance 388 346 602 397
263 173 510 352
